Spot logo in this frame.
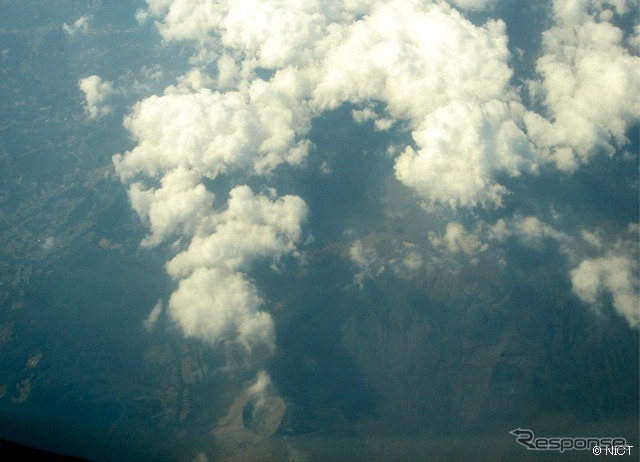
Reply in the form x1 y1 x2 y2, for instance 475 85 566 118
509 428 630 453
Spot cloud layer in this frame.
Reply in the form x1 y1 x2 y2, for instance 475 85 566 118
129 0 639 209
112 0 639 355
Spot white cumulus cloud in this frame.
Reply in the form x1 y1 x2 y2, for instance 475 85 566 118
169 267 275 350
394 100 536 209
117 0 640 356
166 185 308 278
160 185 307 351
310 0 538 209
113 69 312 183
128 167 214 248
135 0 543 210
525 0 640 171
571 254 639 328
78 75 114 119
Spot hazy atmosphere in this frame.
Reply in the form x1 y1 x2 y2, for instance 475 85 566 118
0 0 638 460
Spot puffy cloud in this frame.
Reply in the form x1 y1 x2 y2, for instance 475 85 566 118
313 2 512 118
425 217 638 331
128 167 214 248
216 54 240 88
147 0 223 44
402 250 423 271
175 67 215 92
486 214 638 328
133 0 639 211
247 369 272 402
128 182 307 350
149 185 307 350
244 370 285 435
512 216 569 246
629 24 640 50
430 222 488 263
351 107 376 125
347 235 425 284
115 2 318 357
592 0 634 16
114 73 309 352
169 267 274 350
113 69 312 182
78 75 114 119
138 0 540 210
486 216 571 248
118 0 639 355
571 255 639 328
394 100 536 209
580 229 604 249
141 0 346 67
425 215 571 266
352 107 394 131
166 185 308 277
63 16 91 37
220 0 335 69
525 0 640 170
568 223 639 328
311 1 539 209
349 240 385 288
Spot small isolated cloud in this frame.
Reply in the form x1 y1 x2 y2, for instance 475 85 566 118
243 370 286 436
63 16 91 37
402 249 423 271
487 214 638 328
483 214 638 328
41 236 56 250
511 216 569 247
347 236 424 283
571 254 639 328
352 107 394 131
143 300 163 332
78 75 114 119
135 8 150 25
486 216 570 250
352 107 376 124
429 222 488 265
247 370 272 404
427 215 574 266
349 240 385 288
